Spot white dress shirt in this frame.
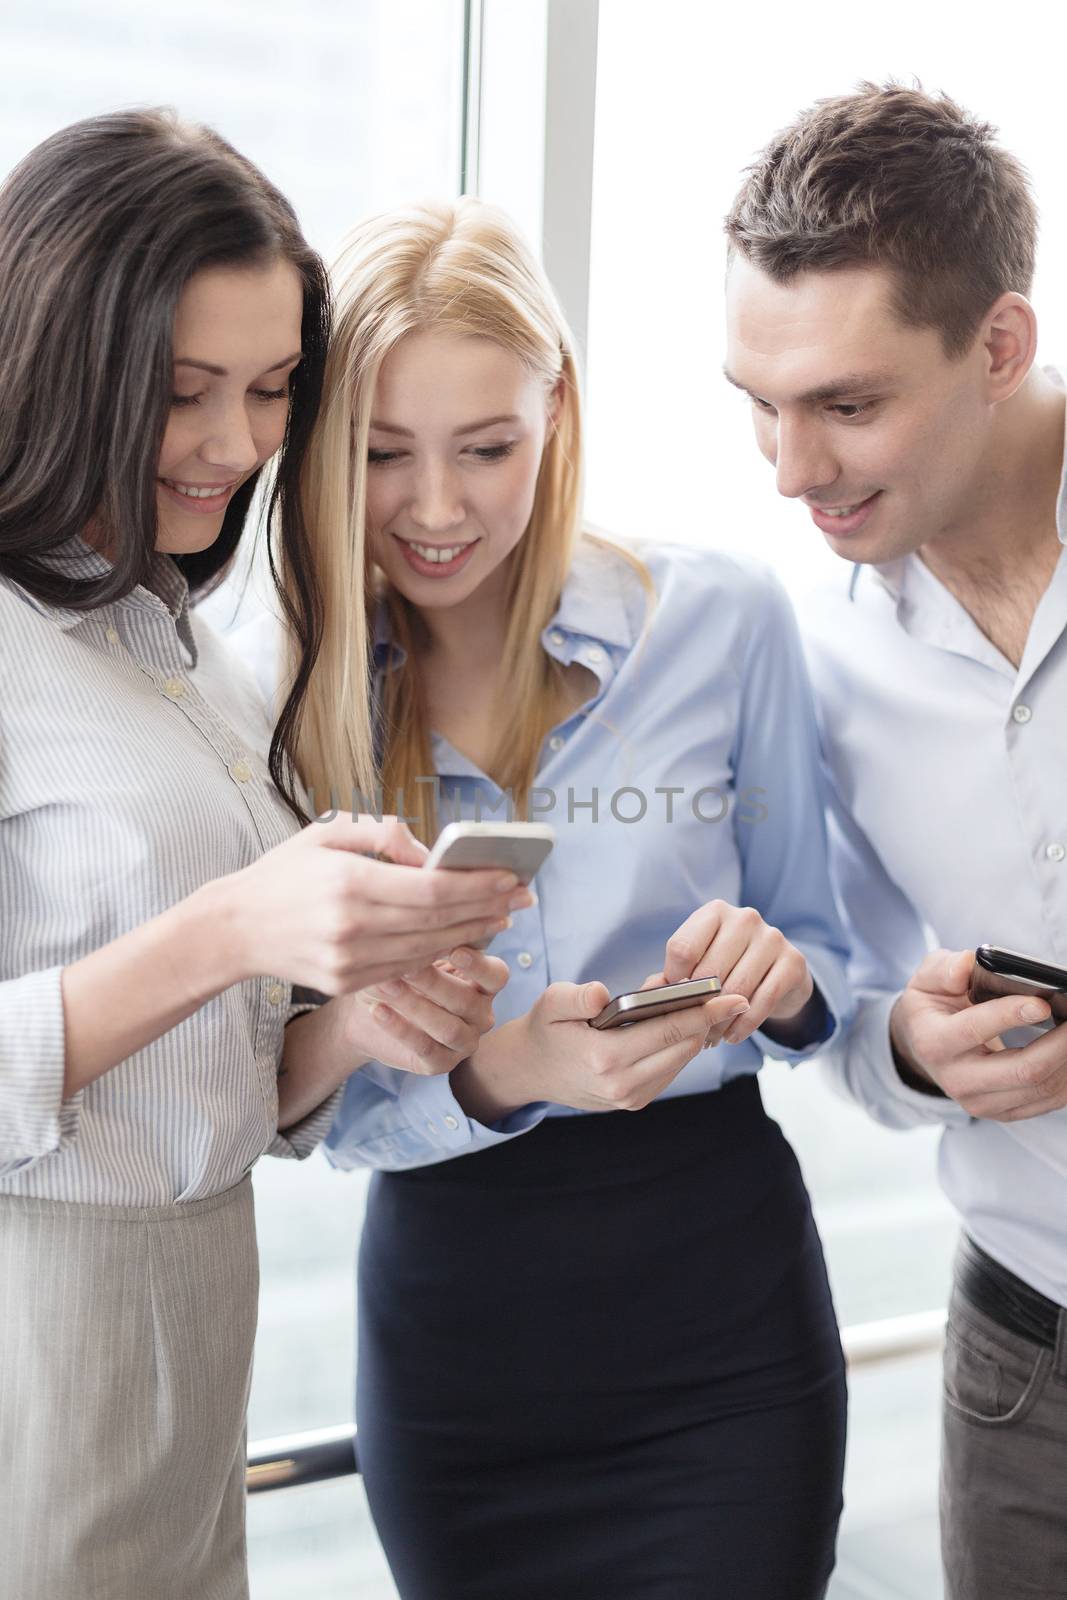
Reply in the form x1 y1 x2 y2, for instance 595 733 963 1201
802 417 1067 1306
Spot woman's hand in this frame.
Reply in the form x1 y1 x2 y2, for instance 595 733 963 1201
343 948 510 1076
221 813 532 995
451 979 751 1123
658 900 814 1045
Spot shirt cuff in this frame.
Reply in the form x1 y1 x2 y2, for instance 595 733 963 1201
0 966 83 1173
824 992 973 1130
268 1084 344 1160
754 943 850 1064
396 1069 548 1158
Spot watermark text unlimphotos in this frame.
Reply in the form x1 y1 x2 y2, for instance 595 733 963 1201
309 779 770 827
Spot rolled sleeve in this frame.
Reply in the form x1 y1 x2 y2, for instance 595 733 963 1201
268 1084 344 1160
325 1059 547 1172
0 967 83 1173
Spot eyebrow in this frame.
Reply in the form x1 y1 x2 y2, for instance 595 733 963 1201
173 351 303 377
369 413 522 438
722 366 895 403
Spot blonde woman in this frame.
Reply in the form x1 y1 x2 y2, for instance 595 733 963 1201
278 200 853 1599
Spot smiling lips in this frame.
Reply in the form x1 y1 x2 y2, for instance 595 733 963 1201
158 477 240 515
806 491 882 536
392 532 479 578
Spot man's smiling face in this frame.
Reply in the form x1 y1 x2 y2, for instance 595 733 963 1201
724 255 993 565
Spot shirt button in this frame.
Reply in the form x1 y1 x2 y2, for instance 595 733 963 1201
1013 703 1033 724
585 646 604 664
1046 843 1066 863
105 626 120 645
517 951 534 969
162 677 186 700
443 1114 459 1131
549 629 565 647
549 735 565 752
231 759 253 783
267 983 285 1006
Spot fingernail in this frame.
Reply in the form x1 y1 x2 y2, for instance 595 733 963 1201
1020 1001 1048 1022
370 1003 393 1024
378 980 404 998
489 917 511 933
508 890 534 911
450 949 472 969
727 1002 749 1019
495 873 519 892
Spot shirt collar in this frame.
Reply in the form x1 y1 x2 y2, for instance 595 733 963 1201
372 536 644 677
22 536 197 664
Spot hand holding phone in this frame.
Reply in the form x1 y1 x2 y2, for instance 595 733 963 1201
588 977 722 1029
888 947 1067 1123
450 976 751 1124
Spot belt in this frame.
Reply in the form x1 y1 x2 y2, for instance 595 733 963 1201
958 1235 1062 1351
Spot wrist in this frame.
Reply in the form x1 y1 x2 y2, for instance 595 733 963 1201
889 1001 948 1098
186 876 253 992
452 1019 529 1124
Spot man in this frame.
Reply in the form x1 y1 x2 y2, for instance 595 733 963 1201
724 84 1067 1598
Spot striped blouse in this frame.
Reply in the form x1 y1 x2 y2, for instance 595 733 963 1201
0 536 334 1206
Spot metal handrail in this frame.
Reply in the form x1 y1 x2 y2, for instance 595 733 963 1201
245 1307 947 1495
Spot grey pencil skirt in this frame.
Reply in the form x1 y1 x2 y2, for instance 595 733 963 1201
0 1175 258 1600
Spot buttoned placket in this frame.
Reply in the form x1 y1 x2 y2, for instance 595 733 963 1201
117 587 292 1108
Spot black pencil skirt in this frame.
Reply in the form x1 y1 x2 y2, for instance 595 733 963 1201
356 1077 847 1600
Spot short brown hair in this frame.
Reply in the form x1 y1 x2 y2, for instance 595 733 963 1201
725 83 1037 356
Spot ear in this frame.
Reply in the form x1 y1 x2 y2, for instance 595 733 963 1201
981 292 1038 405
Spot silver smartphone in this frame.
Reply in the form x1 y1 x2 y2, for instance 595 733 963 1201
423 821 556 881
423 823 555 948
588 976 722 1030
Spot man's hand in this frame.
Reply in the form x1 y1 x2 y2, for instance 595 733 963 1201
889 949 1067 1121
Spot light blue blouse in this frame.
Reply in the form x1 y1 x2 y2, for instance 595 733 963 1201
320 538 853 1171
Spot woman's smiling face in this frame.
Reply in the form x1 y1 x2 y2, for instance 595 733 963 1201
365 329 557 608
154 258 304 555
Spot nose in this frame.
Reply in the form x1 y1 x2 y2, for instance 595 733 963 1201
410 461 464 535
201 400 261 477
773 416 839 501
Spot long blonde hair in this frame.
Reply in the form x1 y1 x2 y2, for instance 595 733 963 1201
290 197 650 838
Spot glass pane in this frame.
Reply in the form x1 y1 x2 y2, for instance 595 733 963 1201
1 5 464 1591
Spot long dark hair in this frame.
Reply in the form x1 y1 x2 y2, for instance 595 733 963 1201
0 108 330 820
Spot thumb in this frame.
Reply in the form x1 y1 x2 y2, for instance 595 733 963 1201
543 980 611 1023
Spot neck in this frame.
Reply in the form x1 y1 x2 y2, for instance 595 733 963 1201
417 560 510 672
920 368 1065 589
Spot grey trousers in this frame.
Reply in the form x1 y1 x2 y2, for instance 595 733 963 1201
0 1177 258 1600
941 1250 1067 1599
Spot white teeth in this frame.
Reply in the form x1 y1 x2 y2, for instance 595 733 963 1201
407 541 468 564
164 481 232 499
820 500 871 517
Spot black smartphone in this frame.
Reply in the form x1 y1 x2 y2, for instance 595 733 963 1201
588 976 722 1031
968 945 1067 1026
